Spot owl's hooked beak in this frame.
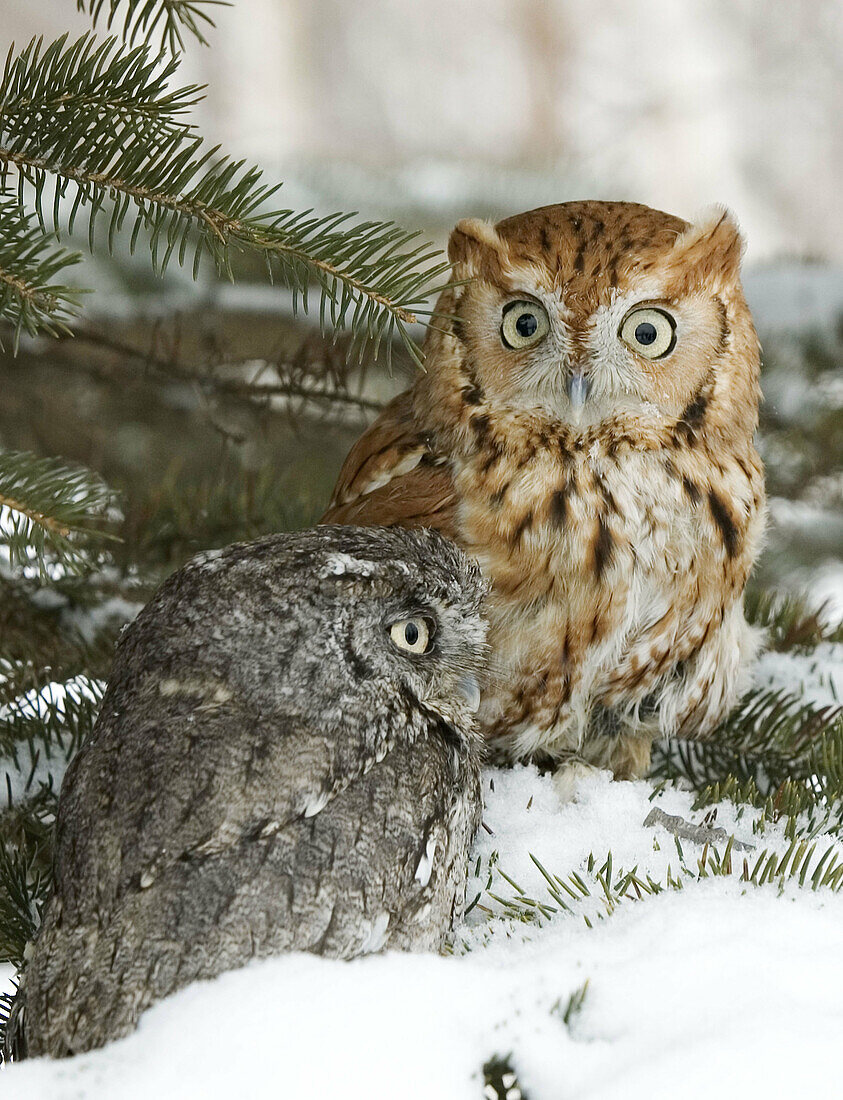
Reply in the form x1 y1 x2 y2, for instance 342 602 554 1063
566 371 592 425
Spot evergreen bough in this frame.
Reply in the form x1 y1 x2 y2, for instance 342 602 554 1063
0 30 450 369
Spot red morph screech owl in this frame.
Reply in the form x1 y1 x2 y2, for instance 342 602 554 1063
323 200 767 781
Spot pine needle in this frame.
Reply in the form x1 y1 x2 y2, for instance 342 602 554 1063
0 188 82 351
77 0 229 54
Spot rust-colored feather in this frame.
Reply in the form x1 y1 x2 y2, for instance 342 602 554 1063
321 391 458 537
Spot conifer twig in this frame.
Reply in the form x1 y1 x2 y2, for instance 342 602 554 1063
78 0 229 53
1 35 204 132
60 324 388 413
643 807 754 852
0 34 451 366
0 189 82 350
0 451 117 576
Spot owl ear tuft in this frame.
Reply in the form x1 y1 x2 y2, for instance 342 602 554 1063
670 206 745 288
448 218 506 281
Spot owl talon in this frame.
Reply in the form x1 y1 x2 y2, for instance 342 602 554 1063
551 760 606 804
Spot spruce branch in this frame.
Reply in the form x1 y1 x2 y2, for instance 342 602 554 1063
651 688 843 794
0 188 82 350
745 587 843 649
0 34 450 367
65 324 388 414
0 570 129 675
482 837 843 934
78 0 229 53
0 678 103 764
0 656 105 711
1 34 204 136
650 688 843 835
0 843 46 967
0 451 117 577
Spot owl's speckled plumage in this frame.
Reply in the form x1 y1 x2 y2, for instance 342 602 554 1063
10 526 487 1059
324 200 766 779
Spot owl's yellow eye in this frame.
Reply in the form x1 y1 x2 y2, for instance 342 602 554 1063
619 307 676 359
501 300 550 350
389 617 433 654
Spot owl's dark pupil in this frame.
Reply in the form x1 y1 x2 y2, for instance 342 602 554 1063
635 322 658 345
516 312 538 338
404 622 419 646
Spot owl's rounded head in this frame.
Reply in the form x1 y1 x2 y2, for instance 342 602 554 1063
126 526 489 736
430 199 759 436
309 525 489 731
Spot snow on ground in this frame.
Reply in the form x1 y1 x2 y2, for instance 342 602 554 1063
6 761 843 1099
753 642 843 710
0 964 14 1003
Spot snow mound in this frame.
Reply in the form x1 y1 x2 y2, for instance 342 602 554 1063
6 767 843 1099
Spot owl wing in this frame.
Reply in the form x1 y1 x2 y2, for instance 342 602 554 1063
321 389 458 537
50 700 399 920
17 732 474 1058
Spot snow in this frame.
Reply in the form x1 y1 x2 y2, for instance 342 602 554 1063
0 964 15 1001
6 760 843 1098
753 643 843 711
0 741 70 807
0 4 839 1089
63 595 144 645
2 534 841 1098
809 561 843 629
0 674 104 804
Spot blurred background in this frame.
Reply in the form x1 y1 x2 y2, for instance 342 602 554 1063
2 0 842 616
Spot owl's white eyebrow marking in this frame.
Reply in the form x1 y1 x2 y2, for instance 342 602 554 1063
414 834 438 887
324 552 378 576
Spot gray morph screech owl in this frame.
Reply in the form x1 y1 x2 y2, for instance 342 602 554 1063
10 525 488 1059
324 200 767 780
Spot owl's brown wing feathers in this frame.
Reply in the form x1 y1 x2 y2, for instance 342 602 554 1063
321 389 458 538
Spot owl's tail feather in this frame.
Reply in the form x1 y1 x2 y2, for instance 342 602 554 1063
11 842 308 1058
10 911 162 1058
